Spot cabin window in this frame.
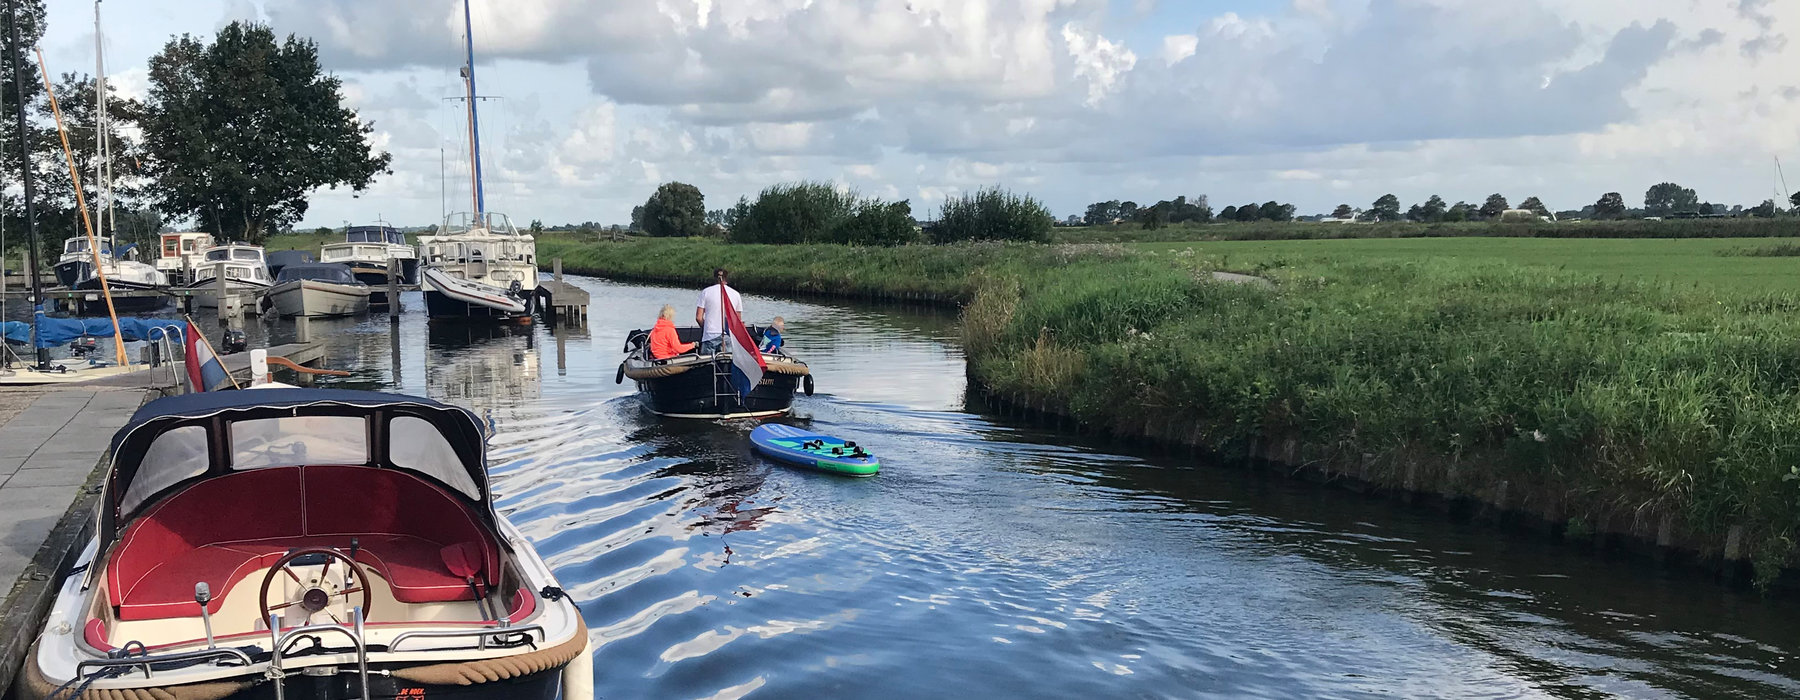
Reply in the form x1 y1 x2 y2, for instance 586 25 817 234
388 417 479 498
231 416 369 469
119 425 210 514
206 250 229 261
182 240 195 253
233 249 260 261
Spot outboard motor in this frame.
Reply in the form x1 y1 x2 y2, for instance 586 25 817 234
221 329 248 354
68 336 99 357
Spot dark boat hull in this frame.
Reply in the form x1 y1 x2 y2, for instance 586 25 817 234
635 357 800 418
424 288 533 320
72 279 169 313
52 261 83 288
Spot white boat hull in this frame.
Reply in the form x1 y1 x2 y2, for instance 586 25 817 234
265 279 372 317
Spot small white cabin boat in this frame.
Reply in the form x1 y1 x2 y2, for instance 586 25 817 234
155 232 217 285
183 243 273 309
320 225 419 287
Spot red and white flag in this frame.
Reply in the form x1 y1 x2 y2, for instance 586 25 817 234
720 284 766 398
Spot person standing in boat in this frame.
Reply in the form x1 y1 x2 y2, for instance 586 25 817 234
696 267 743 355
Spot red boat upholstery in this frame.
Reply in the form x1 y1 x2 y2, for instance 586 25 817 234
108 466 500 621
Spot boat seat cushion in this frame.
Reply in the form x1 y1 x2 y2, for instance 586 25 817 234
109 466 498 621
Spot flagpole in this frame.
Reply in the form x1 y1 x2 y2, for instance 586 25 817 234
182 314 241 390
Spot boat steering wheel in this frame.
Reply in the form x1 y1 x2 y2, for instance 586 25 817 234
259 547 373 626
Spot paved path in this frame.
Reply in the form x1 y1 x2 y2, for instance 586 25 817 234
0 389 147 585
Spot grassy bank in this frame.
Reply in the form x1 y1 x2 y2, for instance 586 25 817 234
1058 218 1800 244
544 236 1800 585
1135 237 1800 294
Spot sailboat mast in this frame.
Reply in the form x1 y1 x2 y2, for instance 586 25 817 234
94 0 110 237
462 0 485 217
7 0 49 368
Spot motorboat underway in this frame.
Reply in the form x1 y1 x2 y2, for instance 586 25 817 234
183 243 273 309
619 325 811 418
264 263 372 318
155 232 216 285
18 389 593 700
320 224 419 287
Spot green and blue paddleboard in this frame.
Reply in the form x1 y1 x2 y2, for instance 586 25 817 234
750 424 880 477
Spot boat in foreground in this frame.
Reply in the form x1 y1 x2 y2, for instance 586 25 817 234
19 389 592 700
750 424 880 476
620 326 811 418
264 263 372 318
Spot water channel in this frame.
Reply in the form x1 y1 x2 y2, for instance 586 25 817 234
23 276 1800 697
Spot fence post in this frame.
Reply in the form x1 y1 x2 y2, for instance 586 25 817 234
214 261 229 322
388 257 400 320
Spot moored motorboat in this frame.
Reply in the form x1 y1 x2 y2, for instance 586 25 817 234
183 243 273 310
155 231 217 286
73 244 170 313
18 388 592 700
320 224 419 287
264 263 372 317
619 325 811 418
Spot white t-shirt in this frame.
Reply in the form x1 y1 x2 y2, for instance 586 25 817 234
696 284 744 341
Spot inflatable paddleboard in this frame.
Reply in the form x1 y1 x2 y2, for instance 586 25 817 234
750 424 880 476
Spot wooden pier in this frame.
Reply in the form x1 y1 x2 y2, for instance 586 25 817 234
540 258 590 326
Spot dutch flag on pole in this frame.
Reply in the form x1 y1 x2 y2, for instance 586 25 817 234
184 322 229 393
720 284 766 399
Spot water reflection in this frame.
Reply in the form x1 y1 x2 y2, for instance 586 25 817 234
425 322 541 413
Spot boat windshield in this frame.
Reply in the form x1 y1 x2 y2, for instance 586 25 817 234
64 239 90 254
204 249 230 261
440 212 519 236
233 249 262 261
118 412 481 515
276 265 358 284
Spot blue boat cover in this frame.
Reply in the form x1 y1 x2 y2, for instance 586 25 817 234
5 312 186 348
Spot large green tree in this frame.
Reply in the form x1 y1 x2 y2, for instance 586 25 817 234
640 181 706 237
1 0 47 250
32 73 148 243
1370 194 1401 222
141 22 389 243
1593 192 1626 219
1519 196 1549 217
1479 193 1510 219
1644 182 1698 217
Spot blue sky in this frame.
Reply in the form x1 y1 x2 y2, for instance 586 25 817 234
34 0 1800 228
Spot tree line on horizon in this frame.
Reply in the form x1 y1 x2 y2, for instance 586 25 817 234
604 180 1054 246
1079 183 1800 229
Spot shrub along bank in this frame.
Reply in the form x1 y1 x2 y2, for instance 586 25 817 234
1057 217 1800 244
543 236 1800 587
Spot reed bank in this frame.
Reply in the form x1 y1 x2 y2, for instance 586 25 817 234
539 234 1800 590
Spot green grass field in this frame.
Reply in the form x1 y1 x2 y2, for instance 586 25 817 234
1136 237 1800 294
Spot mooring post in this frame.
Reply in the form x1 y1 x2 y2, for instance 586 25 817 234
388 257 400 320
554 257 563 283
295 315 311 344
214 261 229 323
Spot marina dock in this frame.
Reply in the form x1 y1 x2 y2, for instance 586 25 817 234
0 388 150 695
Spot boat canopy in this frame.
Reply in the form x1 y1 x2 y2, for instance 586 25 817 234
4 313 184 348
101 389 497 552
266 250 315 273
275 263 357 285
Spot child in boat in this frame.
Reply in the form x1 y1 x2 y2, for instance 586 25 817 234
650 305 696 359
760 317 785 353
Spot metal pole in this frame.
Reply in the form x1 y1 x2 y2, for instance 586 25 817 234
388 257 399 320
214 261 227 323
7 0 48 368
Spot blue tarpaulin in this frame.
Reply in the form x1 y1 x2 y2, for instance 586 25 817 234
3 313 186 348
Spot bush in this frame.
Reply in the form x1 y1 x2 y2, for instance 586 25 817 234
731 181 918 246
932 187 1053 244
641 182 707 237
832 200 918 245
732 182 857 244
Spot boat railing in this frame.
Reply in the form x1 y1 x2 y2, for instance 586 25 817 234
388 623 545 653
268 609 371 700
75 646 255 680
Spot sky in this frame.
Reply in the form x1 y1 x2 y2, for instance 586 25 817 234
34 0 1800 227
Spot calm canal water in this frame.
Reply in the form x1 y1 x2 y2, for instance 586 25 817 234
114 277 1800 697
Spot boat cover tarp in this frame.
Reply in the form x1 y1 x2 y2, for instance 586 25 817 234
4 312 185 348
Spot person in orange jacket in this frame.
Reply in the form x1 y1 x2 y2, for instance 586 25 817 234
650 305 697 359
